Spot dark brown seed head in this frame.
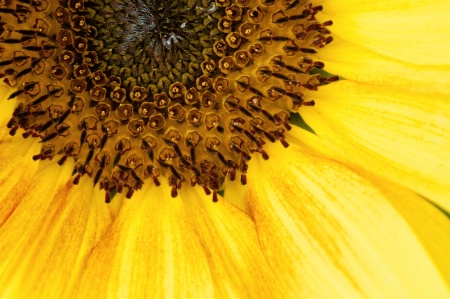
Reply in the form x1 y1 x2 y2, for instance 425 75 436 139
1 0 335 201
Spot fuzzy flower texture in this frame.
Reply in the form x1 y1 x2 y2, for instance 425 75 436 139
0 0 449 298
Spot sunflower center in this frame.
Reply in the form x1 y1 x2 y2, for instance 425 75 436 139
1 0 336 202
93 0 221 86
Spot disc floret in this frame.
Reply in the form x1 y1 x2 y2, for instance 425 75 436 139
1 0 336 201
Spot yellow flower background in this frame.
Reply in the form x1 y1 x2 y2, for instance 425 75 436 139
0 0 449 298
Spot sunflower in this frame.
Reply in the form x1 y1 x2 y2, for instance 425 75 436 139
0 0 449 298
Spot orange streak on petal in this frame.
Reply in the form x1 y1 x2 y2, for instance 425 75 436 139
0 161 114 298
181 187 285 298
76 184 214 299
246 144 450 298
0 99 40 224
300 81 450 211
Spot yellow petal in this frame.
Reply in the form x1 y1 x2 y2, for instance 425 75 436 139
0 99 41 224
322 0 448 12
0 161 114 298
77 184 215 298
181 187 284 298
298 81 450 211
360 169 450 287
318 1 450 65
316 39 450 93
246 143 450 298
77 183 285 298
222 179 250 214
